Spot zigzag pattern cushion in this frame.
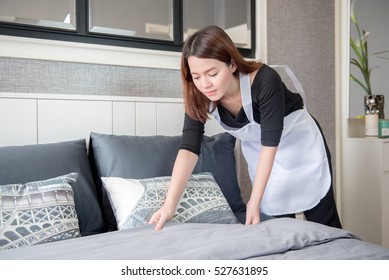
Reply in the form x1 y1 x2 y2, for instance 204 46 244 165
101 172 239 229
0 173 80 250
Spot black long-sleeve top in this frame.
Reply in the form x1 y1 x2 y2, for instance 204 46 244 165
180 64 304 155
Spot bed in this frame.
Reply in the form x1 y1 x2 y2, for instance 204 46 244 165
1 218 389 260
1 94 389 261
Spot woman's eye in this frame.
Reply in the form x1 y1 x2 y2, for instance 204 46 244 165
209 73 218 77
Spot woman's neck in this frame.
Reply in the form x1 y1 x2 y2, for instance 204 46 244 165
219 75 242 118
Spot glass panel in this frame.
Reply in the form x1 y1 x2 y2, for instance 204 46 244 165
0 0 76 30
183 0 251 49
89 0 174 41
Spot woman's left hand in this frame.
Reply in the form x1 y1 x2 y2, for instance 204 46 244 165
245 199 261 225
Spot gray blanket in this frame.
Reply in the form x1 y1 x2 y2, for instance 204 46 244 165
1 218 388 259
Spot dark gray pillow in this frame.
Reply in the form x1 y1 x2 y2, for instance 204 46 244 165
89 132 246 230
0 140 105 236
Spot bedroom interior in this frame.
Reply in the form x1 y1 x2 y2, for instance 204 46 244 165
1 0 389 267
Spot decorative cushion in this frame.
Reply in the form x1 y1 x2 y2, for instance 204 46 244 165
101 173 239 229
0 140 105 235
0 173 80 250
89 132 246 230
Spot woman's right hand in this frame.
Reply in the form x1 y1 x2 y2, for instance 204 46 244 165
148 205 176 230
148 149 199 230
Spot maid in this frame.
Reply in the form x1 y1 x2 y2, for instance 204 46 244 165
149 25 342 230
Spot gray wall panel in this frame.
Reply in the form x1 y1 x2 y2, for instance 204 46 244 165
267 0 336 183
0 57 182 97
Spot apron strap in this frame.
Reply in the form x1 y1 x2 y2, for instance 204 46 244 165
239 73 255 121
269 65 307 109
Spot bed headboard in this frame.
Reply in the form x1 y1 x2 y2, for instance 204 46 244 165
0 93 225 146
0 93 252 202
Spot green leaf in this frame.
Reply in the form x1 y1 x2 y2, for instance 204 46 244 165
350 74 370 95
350 58 364 72
373 50 389 55
350 38 364 66
351 0 357 24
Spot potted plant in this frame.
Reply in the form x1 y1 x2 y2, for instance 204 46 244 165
350 0 388 124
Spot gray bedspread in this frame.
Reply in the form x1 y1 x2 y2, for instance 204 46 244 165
1 218 389 260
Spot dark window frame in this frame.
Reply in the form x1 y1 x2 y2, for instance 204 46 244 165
0 0 256 57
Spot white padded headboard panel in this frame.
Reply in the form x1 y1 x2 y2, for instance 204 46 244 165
0 93 223 147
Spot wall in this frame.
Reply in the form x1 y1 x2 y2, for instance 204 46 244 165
0 0 336 142
0 0 336 196
349 0 389 118
267 0 336 181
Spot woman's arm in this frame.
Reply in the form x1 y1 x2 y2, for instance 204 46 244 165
245 145 278 225
148 149 199 230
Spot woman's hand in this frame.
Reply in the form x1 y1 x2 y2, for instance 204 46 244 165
148 150 199 230
148 205 176 230
245 146 278 225
245 199 261 225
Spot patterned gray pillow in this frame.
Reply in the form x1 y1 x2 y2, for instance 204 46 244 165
0 173 80 250
89 132 246 230
101 172 239 229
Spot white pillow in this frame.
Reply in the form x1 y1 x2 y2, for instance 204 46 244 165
101 172 239 229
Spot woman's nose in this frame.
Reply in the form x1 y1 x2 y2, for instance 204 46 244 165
201 77 211 88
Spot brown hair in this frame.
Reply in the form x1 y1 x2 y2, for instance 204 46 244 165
181 25 262 122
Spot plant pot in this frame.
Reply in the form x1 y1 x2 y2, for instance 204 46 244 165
365 113 379 137
364 94 385 119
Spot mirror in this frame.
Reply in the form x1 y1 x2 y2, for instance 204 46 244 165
89 0 174 41
0 0 76 30
183 0 252 49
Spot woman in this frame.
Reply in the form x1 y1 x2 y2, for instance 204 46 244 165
149 25 342 230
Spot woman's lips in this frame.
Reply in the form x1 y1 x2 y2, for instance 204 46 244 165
205 90 216 96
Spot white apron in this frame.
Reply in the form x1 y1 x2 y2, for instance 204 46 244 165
211 65 331 215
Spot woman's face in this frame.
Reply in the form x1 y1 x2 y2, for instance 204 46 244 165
188 56 237 101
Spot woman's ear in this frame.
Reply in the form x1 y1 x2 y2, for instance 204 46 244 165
230 60 237 73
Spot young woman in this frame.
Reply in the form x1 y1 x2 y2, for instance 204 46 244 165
149 25 342 230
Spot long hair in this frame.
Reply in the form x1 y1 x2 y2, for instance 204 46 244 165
181 25 262 122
